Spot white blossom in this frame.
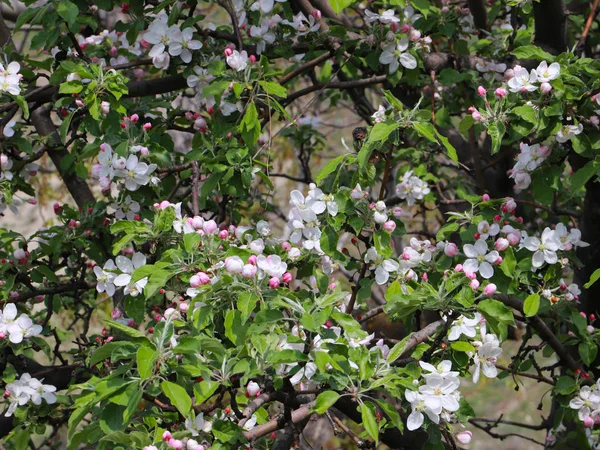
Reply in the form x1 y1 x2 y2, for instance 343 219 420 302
522 227 561 268
379 37 417 74
462 239 499 279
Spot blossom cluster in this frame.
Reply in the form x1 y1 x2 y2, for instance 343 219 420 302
509 142 551 191
3 373 57 417
569 379 600 427
92 143 158 191
0 61 22 96
94 252 148 298
0 303 42 344
405 360 462 430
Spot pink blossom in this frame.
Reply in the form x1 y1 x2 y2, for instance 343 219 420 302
203 220 218 235
540 82 552 94
143 122 152 130
483 283 497 295
469 279 480 290
455 264 463 272
162 431 172 442
465 270 477 280
495 238 509 251
282 272 293 283
111 308 123 320
383 220 396 232
179 302 189 313
241 264 257 278
495 88 507 98
312 9 322 19
444 243 459 257
456 431 472 445
281 241 291 250
130 114 139 122
482 193 490 201
219 229 229 239
224 48 233 57
268 277 280 289
477 86 486 96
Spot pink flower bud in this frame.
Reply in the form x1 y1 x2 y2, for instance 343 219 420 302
111 308 123 320
390 22 400 32
219 229 229 239
75 99 84 107
469 279 480 290
495 257 502 264
162 431 172 442
455 264 463 272
179 302 189 313
0 332 5 339
422 273 429 281
109 46 118 56
194 117 207 132
477 86 486 97
143 122 152 130
584 416 594 428
472 111 482 121
483 284 497 295
282 272 293 283
224 48 233 57
269 277 280 289
328 282 336 290
504 68 515 79
249 54 257 63
248 255 257 265
506 233 520 247
281 241 291 250
383 220 396 233
465 270 476 280
482 193 490 201
495 88 507 98
568 331 574 336
540 82 552 94
203 220 218 235
495 238 509 251
393 207 403 217
312 9 322 19
241 264 257 278
400 23 411 33
580 311 587 318
456 431 472 445
130 113 139 123
246 381 260 397
169 439 184 450
444 243 459 257
28 198 37 205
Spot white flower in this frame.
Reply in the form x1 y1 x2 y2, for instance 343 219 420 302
113 253 147 296
3 119 16 137
536 61 560 82
379 37 417 74
523 227 561 268
364 247 399 285
152 52 170 70
289 189 326 222
110 195 140 221
351 183 368 200
227 50 249 72
372 105 387 123
307 184 338 216
187 66 214 90
364 9 401 24
346 332 375 348
419 374 461 412
477 221 500 240
289 362 317 386
395 170 430 205
185 413 211 436
515 142 551 172
0 74 21 95
6 315 42 344
249 22 276 54
4 373 57 417
117 155 157 191
448 313 482 341
144 20 181 58
507 66 538 93
419 360 459 379
569 386 600 421
94 259 117 296
0 154 13 181
169 27 202 63
472 333 502 383
257 254 287 279
405 389 442 431
463 239 499 279
556 123 583 143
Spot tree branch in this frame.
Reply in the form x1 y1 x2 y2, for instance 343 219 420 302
30 107 96 208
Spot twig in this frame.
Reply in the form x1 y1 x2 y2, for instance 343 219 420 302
191 161 200 216
495 364 555 385
395 319 445 362
331 414 373 448
578 0 600 51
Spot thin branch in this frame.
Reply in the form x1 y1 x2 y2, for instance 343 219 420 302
191 161 200 216
495 364 555 385
395 319 445 362
578 0 600 51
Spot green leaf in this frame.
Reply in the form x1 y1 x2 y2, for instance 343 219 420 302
237 291 258 324
161 381 192 416
570 160 599 193
487 121 506 154
328 0 353 13
15 96 29 119
183 232 202 253
375 400 403 432
579 341 598 366
316 154 348 184
258 80 287 98
57 0 79 27
434 129 458 164
103 319 147 339
136 346 157 381
313 391 340 414
554 376 576 395
145 269 175 298
511 45 554 61
59 111 75 144
358 120 399 167
451 341 475 353
386 334 411 363
360 402 379 444
511 105 537 124
523 293 540 317
240 101 260 146
89 341 136 367
584 268 600 288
